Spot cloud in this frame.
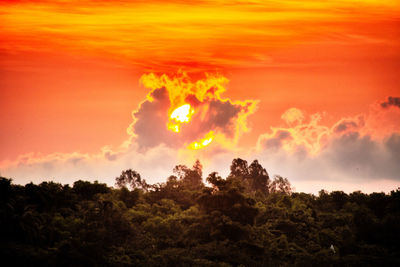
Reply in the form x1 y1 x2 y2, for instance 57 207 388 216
254 107 400 193
260 130 292 151
128 72 258 149
0 72 258 187
332 115 364 134
258 112 330 155
381 96 400 109
1 74 399 195
129 87 177 149
281 108 304 125
254 131 400 193
0 144 179 186
362 100 400 140
324 132 400 180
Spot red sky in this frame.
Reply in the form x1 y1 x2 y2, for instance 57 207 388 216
1 0 399 193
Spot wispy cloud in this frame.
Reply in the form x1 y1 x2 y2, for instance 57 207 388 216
1 0 399 71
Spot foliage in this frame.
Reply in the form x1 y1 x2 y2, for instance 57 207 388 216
0 159 399 266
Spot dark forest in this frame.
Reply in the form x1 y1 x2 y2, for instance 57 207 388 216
1 158 399 266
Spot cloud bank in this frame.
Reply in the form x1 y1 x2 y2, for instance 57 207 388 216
253 104 400 192
1 73 399 194
1 73 257 186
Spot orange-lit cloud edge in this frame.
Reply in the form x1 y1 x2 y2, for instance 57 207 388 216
1 0 400 193
2 72 400 194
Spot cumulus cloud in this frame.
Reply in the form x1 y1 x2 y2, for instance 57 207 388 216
258 112 330 155
129 87 177 149
381 96 400 108
128 72 258 149
254 106 400 193
260 130 292 151
183 102 400 192
281 107 304 125
0 72 257 186
332 115 364 134
1 75 399 195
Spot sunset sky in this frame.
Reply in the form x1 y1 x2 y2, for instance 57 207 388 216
1 0 399 193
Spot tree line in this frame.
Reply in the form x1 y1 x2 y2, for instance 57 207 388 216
0 158 399 266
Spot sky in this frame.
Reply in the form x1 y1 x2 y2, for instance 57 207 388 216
1 0 399 193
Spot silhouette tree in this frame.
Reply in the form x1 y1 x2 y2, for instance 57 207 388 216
192 159 203 178
73 180 110 199
206 172 226 192
1 161 399 266
228 158 270 195
172 165 191 180
270 175 292 195
173 160 203 189
229 158 249 178
248 159 270 195
115 169 149 191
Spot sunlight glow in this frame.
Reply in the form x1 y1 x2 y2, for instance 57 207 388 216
189 131 214 150
170 104 192 123
168 104 194 132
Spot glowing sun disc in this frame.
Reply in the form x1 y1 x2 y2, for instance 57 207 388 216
170 104 192 122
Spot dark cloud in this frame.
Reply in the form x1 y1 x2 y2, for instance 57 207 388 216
130 87 251 149
324 132 400 180
333 116 365 134
260 130 292 150
258 130 400 182
198 100 241 138
209 100 240 127
381 96 400 108
131 87 176 149
385 133 400 165
325 132 379 173
334 121 358 133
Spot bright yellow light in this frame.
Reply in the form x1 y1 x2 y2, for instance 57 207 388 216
168 104 194 133
189 131 214 150
168 124 180 133
170 104 192 122
201 137 213 146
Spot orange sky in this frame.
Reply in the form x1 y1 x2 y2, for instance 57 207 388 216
1 0 399 193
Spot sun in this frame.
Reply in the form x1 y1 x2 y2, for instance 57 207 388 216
168 104 194 132
170 104 192 123
167 104 214 149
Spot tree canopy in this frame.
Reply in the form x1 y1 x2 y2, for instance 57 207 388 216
0 158 399 266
